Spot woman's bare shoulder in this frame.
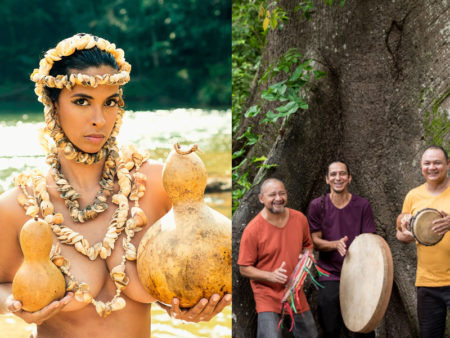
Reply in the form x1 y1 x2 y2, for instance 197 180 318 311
0 187 29 227
0 187 28 281
139 160 171 213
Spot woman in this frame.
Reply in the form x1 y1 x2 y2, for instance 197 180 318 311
0 33 231 337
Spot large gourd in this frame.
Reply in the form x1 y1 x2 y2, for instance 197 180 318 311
12 218 66 312
137 144 231 307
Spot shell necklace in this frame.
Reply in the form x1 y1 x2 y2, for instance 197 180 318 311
47 150 117 223
15 147 148 317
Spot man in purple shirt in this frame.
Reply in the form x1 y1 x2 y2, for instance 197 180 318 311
307 161 376 337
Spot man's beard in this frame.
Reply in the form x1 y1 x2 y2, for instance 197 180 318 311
268 203 285 214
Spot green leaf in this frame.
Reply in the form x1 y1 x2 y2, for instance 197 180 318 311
270 16 277 30
289 65 305 81
232 158 247 171
261 90 277 101
257 163 279 169
313 70 327 79
276 101 299 115
260 110 280 124
232 148 245 159
251 156 267 163
245 105 261 118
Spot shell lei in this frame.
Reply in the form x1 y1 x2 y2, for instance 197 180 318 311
31 33 131 165
15 146 149 317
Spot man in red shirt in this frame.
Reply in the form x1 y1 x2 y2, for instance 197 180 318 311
238 178 318 338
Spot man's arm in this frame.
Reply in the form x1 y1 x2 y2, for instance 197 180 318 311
239 263 287 285
311 231 348 256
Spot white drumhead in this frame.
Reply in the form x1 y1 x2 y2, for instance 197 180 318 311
339 233 393 333
411 208 443 246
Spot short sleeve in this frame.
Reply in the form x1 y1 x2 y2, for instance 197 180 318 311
401 191 414 214
307 197 323 233
238 226 258 266
301 214 314 250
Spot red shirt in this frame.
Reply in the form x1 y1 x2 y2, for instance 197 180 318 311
238 208 313 313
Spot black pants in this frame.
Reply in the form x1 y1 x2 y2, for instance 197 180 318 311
318 281 375 338
417 286 450 338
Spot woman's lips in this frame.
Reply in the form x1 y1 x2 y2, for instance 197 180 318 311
85 134 105 143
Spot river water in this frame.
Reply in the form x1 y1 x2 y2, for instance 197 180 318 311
0 108 231 337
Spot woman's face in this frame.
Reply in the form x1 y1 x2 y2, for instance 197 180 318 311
54 65 120 154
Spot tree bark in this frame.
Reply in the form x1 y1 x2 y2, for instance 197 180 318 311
232 1 449 337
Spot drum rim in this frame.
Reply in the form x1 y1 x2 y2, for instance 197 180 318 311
410 208 443 246
339 233 393 333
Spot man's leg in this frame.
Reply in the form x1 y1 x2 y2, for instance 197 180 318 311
417 286 449 338
257 312 282 338
318 281 342 337
292 310 318 338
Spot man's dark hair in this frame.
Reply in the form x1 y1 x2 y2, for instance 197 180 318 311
423 145 449 161
326 160 351 177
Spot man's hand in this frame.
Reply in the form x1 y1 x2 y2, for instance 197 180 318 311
266 261 288 284
6 293 73 325
432 210 450 235
396 213 414 243
334 236 348 256
159 293 232 323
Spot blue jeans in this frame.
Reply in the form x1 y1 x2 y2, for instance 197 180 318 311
417 286 450 338
257 311 318 338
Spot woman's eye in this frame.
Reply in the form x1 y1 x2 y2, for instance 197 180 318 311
73 98 89 106
105 99 119 107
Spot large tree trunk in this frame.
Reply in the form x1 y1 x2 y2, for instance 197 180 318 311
232 1 449 337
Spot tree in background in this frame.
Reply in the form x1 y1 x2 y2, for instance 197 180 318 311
0 0 230 109
232 0 449 337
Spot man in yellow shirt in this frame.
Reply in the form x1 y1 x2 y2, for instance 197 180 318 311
396 145 450 338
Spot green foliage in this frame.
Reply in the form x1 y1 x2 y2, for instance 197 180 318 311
242 48 326 125
261 3 288 31
232 0 341 214
0 0 230 108
423 88 450 153
232 47 325 212
295 0 345 20
232 0 268 132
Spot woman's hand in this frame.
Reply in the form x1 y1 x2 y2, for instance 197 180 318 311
6 292 73 325
158 293 232 323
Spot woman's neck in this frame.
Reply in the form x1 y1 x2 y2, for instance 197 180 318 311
56 151 106 192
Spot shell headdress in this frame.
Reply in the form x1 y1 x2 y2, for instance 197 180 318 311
31 33 132 164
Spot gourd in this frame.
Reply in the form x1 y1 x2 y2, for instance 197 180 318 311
12 218 66 312
137 144 231 307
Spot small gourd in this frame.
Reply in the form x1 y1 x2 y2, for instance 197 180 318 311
12 218 66 312
137 143 231 307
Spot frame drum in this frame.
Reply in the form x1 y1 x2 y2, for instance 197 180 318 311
410 208 443 246
340 234 393 333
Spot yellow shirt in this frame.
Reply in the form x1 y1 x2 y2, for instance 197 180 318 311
402 183 450 286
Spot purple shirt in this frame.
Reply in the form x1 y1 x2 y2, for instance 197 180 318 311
307 194 376 281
